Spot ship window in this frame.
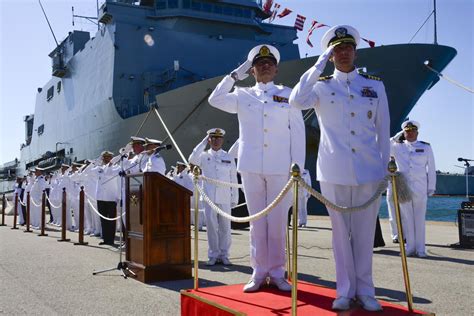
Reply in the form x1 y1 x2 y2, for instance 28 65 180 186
57 81 61 94
222 5 233 16
37 124 44 136
183 0 190 8
191 1 201 10
168 0 178 8
202 2 212 12
156 0 166 9
47 86 54 101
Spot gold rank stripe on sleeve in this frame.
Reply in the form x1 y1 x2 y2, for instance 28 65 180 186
273 95 289 103
318 75 333 81
357 71 382 81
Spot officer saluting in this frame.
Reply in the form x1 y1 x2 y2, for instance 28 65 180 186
389 120 436 257
143 138 166 174
209 45 305 292
290 25 390 311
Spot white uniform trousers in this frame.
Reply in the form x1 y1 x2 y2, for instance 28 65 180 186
89 200 102 236
298 196 309 226
204 203 231 259
241 172 291 280
320 181 381 298
30 202 41 229
386 185 399 240
400 194 427 254
16 199 25 225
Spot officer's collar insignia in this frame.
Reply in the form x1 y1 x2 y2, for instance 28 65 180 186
259 46 270 57
367 110 373 119
335 27 347 38
273 95 289 103
318 75 333 81
361 86 378 98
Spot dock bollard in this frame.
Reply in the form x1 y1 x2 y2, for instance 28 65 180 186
74 187 88 246
58 188 70 242
38 190 48 236
1 194 6 226
24 192 32 233
11 193 19 230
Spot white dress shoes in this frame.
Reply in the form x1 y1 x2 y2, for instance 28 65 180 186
357 295 383 312
269 277 292 292
220 257 232 266
206 258 217 266
243 278 265 293
332 296 352 310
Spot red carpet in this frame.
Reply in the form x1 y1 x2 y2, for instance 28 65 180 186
181 281 433 315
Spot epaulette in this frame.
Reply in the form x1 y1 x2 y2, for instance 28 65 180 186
420 141 430 145
318 75 333 81
358 71 382 81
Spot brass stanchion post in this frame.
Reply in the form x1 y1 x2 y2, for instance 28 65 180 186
38 190 48 236
388 160 414 312
193 166 201 290
24 192 32 233
1 193 6 226
291 164 300 316
74 186 88 245
11 193 19 229
58 188 70 242
286 221 291 281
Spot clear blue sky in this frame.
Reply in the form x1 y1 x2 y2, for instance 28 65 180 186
1 0 473 173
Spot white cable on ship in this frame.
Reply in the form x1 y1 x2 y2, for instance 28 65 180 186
425 64 473 93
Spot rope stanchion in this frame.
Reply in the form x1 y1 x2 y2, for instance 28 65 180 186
45 195 61 209
74 187 88 246
198 175 243 189
58 188 70 242
11 193 19 230
193 166 200 290
87 198 124 221
1 194 6 226
290 165 300 316
38 190 48 237
24 193 32 233
389 160 413 312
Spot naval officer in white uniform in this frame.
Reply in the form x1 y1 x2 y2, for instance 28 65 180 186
143 138 166 175
390 120 436 257
189 128 239 266
209 44 305 292
289 25 390 311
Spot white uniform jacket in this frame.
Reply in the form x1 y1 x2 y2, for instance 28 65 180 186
94 164 121 202
143 154 166 175
390 138 436 194
209 76 306 175
290 67 390 185
188 139 239 206
172 172 194 192
30 176 47 203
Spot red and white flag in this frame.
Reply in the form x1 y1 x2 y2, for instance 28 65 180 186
277 8 292 18
294 14 306 31
306 21 329 47
268 3 280 22
362 37 376 48
262 0 273 14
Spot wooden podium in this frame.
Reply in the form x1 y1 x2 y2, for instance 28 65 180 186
125 172 192 283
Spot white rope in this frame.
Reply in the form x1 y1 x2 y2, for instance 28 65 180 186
30 197 42 207
87 198 124 221
198 175 243 189
18 198 27 207
45 195 62 209
298 175 389 213
425 64 474 93
153 108 189 165
196 178 292 223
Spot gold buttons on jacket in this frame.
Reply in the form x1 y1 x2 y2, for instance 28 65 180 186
264 114 268 117
352 148 356 153
351 131 355 135
264 144 268 147
264 129 268 132
264 101 268 104
351 112 355 117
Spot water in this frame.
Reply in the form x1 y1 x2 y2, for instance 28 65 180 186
379 196 467 223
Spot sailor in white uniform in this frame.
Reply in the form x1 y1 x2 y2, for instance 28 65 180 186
390 120 436 257
209 45 305 292
30 167 47 229
172 161 193 191
189 128 239 266
289 25 390 311
13 177 26 225
143 138 166 175
297 169 312 227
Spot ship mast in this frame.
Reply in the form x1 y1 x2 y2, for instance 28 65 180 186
433 0 438 44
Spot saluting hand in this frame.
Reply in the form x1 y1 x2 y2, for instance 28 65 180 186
231 60 252 81
315 44 335 73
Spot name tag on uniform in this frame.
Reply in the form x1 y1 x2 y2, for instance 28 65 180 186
361 87 378 98
416 149 425 153
273 95 289 103
220 160 232 164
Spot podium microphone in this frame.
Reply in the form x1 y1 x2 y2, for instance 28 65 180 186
154 144 172 154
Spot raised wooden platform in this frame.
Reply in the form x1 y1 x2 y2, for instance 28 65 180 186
181 282 434 315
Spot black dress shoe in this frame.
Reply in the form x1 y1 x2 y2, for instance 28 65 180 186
393 238 399 244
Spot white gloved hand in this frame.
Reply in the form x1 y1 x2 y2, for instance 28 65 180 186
314 45 335 73
230 60 252 81
393 130 405 142
427 189 435 196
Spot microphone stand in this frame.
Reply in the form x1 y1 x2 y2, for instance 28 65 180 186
462 161 470 200
92 154 136 279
